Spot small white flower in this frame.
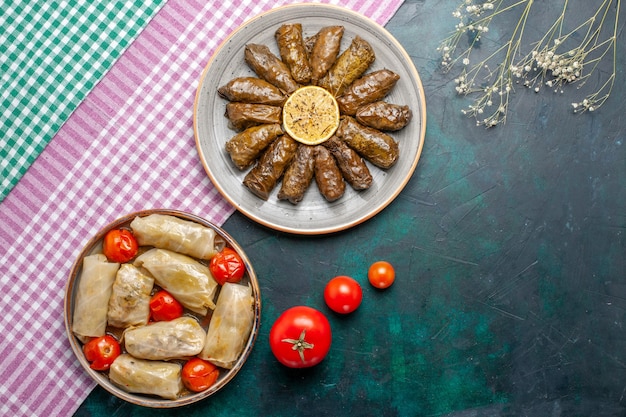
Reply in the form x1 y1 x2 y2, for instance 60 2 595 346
463 58 470 65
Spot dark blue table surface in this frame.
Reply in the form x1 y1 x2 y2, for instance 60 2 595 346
76 1 626 415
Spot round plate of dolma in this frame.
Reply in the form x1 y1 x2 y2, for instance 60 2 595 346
64 209 261 408
194 4 426 235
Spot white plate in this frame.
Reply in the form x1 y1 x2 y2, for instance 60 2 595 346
194 3 426 235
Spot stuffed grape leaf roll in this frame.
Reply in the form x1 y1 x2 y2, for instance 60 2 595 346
243 135 298 200
314 145 345 202
225 123 284 170
109 354 183 400
225 102 282 131
309 26 344 84
107 264 154 329
277 144 316 204
124 317 206 361
317 36 375 96
199 283 254 369
336 116 399 169
134 248 218 315
355 101 412 131
323 135 372 190
218 77 287 106
275 23 312 84
244 43 299 94
336 69 400 116
130 214 222 261
72 254 119 342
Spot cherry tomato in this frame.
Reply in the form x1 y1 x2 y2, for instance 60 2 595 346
182 358 220 392
102 229 138 263
368 261 395 289
83 335 121 371
150 290 184 321
209 247 245 286
269 306 332 368
324 275 363 314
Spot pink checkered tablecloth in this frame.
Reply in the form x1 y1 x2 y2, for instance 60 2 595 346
0 0 405 415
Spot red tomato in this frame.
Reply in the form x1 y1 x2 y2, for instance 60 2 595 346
150 290 184 321
83 335 121 371
182 358 220 392
209 247 245 285
368 261 395 289
324 276 363 314
269 306 332 368
102 229 138 263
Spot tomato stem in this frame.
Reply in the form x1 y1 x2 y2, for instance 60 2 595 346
282 329 315 363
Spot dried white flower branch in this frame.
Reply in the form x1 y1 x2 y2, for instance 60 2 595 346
437 0 621 127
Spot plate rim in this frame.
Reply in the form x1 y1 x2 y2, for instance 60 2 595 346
193 3 426 235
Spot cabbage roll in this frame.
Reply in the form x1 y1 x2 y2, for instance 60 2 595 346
134 248 218 315
309 26 344 84
130 214 221 260
218 77 287 106
336 69 400 116
317 36 375 96
243 135 298 200
244 43 299 94
225 102 282 131
356 101 413 131
199 283 254 369
107 264 154 328
275 23 312 84
109 354 183 400
124 317 206 360
314 145 345 202
72 254 119 342
336 116 399 169
225 123 284 170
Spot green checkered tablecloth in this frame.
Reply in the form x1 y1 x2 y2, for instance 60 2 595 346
1 0 167 202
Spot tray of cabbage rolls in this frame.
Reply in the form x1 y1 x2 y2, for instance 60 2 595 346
194 3 426 235
64 209 261 408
